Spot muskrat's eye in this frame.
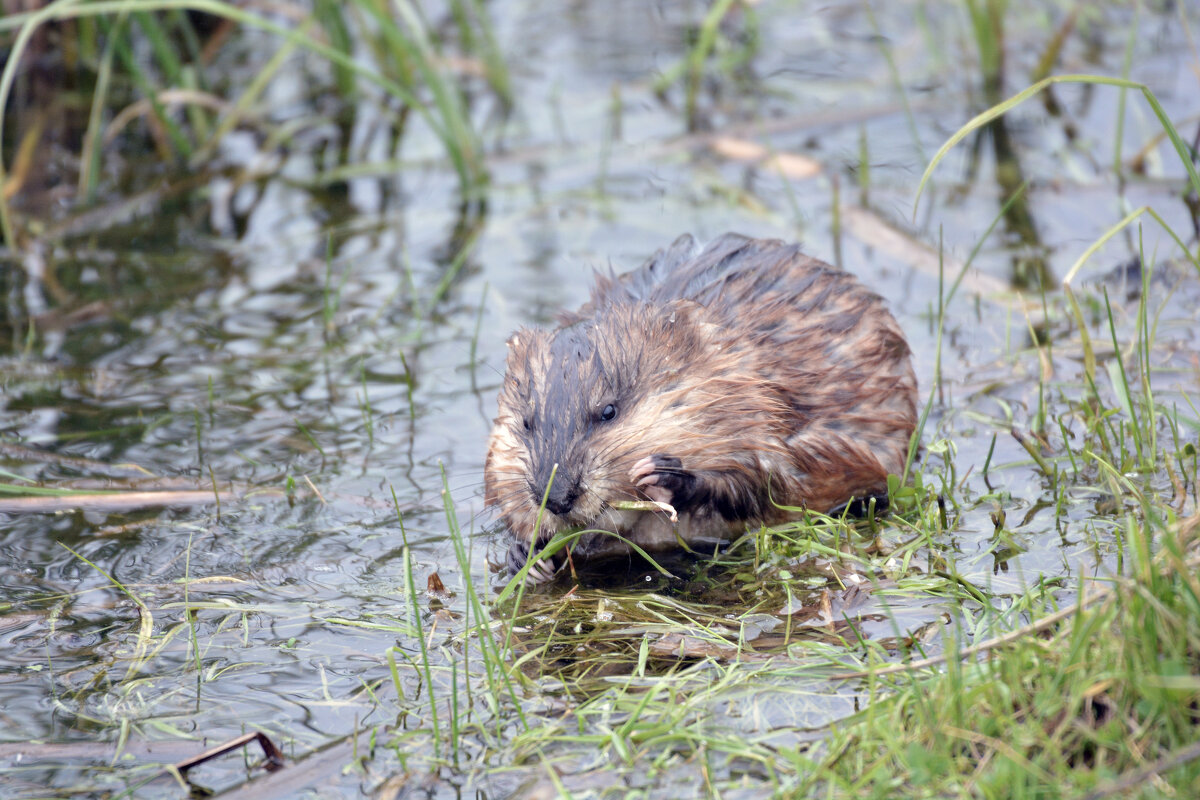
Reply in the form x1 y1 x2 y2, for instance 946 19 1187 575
522 416 533 431
600 403 617 422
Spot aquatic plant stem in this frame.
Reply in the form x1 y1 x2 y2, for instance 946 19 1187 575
914 74 1200 220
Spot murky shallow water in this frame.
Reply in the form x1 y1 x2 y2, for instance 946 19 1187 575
1 1 1198 796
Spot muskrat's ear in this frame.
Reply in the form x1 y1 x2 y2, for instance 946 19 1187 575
504 327 549 375
505 326 543 353
496 327 548 412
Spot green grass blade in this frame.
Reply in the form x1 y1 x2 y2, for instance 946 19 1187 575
914 74 1200 219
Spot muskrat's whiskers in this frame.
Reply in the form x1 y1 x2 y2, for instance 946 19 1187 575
488 489 534 507
583 437 635 467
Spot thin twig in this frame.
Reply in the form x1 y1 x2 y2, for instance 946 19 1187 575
0 490 245 514
0 441 151 477
831 585 1108 680
174 731 284 774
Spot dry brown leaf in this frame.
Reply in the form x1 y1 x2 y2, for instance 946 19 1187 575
763 152 822 179
709 135 768 161
427 571 453 600
709 136 822 180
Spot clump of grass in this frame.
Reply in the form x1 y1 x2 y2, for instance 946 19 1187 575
0 0 507 249
799 510 1200 798
652 0 759 132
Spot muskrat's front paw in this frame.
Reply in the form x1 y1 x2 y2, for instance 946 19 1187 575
630 454 693 506
507 538 563 585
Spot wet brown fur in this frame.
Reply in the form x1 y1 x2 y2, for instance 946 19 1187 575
485 234 918 581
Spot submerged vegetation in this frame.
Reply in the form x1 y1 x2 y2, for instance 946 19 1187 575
1 1 1198 798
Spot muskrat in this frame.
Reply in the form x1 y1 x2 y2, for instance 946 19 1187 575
485 233 918 583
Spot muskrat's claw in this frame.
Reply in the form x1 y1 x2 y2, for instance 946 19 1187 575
507 538 564 585
630 454 692 507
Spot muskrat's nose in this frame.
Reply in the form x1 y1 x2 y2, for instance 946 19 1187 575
540 477 581 516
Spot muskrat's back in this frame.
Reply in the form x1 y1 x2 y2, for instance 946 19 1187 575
486 233 918 583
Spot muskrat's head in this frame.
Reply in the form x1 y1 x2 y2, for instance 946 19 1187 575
484 300 709 546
